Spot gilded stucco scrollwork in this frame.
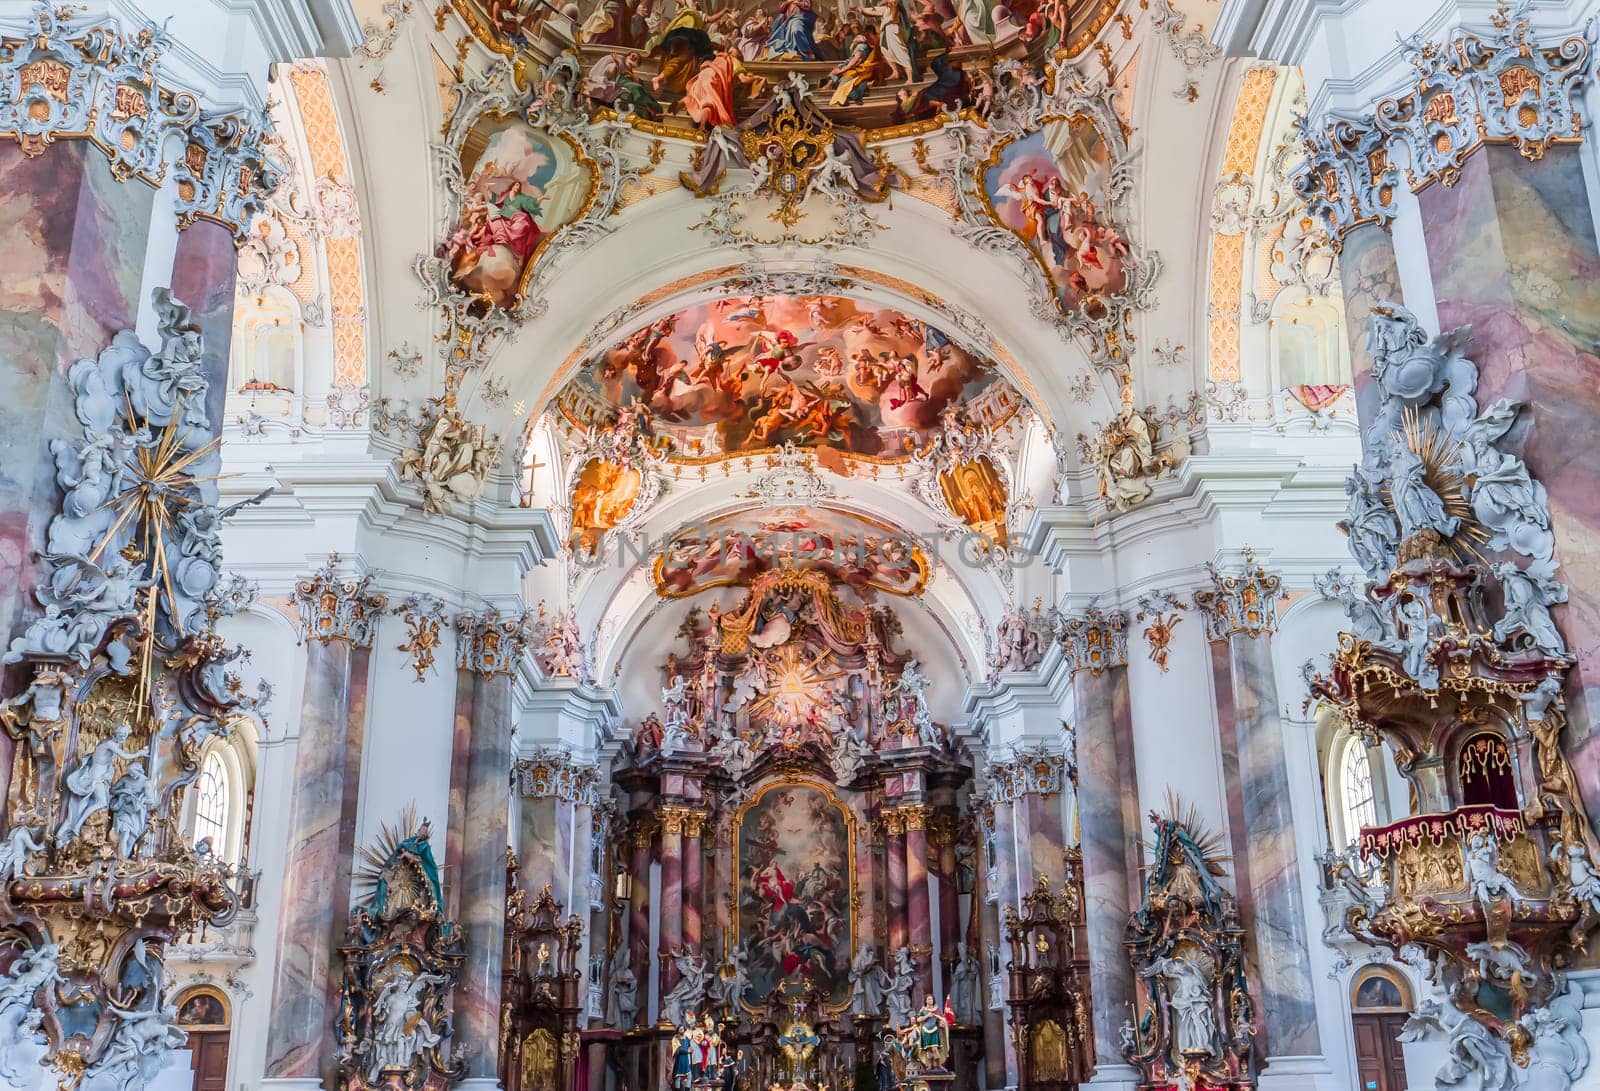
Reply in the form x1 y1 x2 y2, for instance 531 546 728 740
1296 6 1592 243
0 4 281 240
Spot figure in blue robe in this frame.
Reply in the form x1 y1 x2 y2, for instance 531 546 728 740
764 0 820 59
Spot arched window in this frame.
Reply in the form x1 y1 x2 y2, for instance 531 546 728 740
193 752 231 858
1339 736 1377 841
186 736 254 870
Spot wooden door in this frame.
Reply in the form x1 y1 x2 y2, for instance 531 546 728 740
1351 1014 1408 1091
189 1031 230 1091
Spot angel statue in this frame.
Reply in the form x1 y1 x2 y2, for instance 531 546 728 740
88 1002 187 1091
1465 833 1524 912
1553 838 1600 917
0 945 63 1034
58 723 142 845
848 942 890 1017
371 970 447 1077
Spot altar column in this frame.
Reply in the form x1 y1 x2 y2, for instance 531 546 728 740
451 610 527 1085
884 809 910 954
1196 558 1321 1064
264 559 385 1083
1059 608 1140 1079
903 805 936 1002
659 806 686 994
682 809 706 953
628 816 656 1028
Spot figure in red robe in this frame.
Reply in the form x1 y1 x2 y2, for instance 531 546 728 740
682 49 748 129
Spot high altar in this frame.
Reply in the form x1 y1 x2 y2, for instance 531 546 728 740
541 567 1092 1091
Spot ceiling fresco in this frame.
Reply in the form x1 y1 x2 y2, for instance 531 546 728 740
653 506 929 596
553 293 1023 460
984 115 1130 320
454 0 1122 133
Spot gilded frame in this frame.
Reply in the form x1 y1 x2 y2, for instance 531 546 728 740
730 777 858 1014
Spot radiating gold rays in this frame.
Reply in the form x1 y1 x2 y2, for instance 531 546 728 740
1398 406 1491 563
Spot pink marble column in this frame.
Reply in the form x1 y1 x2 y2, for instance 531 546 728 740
628 819 654 1029
885 814 909 954
682 811 704 952
904 807 934 1001
456 667 514 1078
266 565 383 1081
1072 660 1139 1067
659 808 685 993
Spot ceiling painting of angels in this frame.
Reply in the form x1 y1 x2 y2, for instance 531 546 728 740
438 116 594 310
554 294 1022 460
734 781 854 1009
984 116 1132 321
652 506 929 597
453 0 1121 132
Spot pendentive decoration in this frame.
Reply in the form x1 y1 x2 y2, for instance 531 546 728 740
1310 304 1597 1088
0 291 262 1089
1122 804 1258 1091
336 812 466 1091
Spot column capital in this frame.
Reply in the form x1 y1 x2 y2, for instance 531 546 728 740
1057 606 1128 675
1295 9 1593 242
455 608 531 676
658 804 706 836
294 552 388 647
1194 549 1283 640
628 816 658 848
988 743 1070 802
512 747 601 804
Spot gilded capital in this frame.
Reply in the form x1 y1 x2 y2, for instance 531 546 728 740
456 608 532 676
1058 607 1128 676
1194 550 1282 640
294 553 388 648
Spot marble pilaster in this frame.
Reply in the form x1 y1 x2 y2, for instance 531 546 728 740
682 810 705 951
265 561 385 1080
1197 562 1321 1061
627 818 655 1029
1064 615 1137 1070
903 806 934 1001
453 611 526 1080
659 806 686 990
885 814 909 954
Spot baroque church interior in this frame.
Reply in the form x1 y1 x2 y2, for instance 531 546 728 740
3 0 1600 1090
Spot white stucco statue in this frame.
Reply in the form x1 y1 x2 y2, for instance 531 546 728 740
58 723 141 845
1143 955 1216 1056
0 827 44 884
848 942 890 1017
371 970 446 1077
886 946 915 1029
1465 833 1524 912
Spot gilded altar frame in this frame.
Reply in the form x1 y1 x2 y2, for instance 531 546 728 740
730 777 858 1015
